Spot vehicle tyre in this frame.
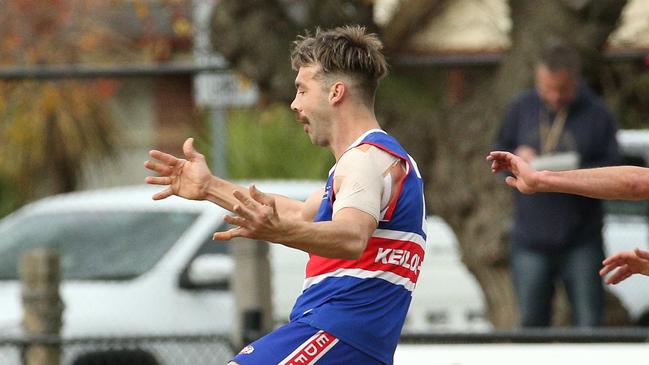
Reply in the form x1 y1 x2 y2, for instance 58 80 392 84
635 311 649 327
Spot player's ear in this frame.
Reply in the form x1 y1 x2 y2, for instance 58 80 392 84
329 82 345 105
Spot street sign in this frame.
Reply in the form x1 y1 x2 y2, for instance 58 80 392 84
194 72 258 108
192 0 258 108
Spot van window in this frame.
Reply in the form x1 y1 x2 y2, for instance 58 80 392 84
0 211 198 280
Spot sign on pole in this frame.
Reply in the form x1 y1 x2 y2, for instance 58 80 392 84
192 0 258 108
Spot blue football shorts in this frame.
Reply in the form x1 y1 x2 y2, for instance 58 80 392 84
230 321 383 365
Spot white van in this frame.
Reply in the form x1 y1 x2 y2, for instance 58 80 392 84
0 181 322 364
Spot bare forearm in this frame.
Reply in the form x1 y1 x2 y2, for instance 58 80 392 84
202 176 244 211
279 219 370 260
536 166 649 200
211 186 373 258
203 176 305 219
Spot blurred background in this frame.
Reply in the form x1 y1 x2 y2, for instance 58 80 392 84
1 0 649 364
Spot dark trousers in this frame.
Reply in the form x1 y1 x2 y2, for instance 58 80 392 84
510 242 605 327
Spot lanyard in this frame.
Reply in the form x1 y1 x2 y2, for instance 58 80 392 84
539 107 567 154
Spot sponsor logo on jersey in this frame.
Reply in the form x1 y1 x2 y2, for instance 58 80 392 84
279 331 339 365
375 247 422 275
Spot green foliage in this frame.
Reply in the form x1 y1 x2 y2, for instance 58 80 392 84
0 80 117 197
226 104 334 179
378 67 445 110
0 173 21 218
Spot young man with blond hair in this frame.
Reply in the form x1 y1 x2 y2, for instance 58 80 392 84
145 25 426 365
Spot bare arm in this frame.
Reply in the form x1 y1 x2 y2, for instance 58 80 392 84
211 144 395 260
212 185 376 260
537 166 649 200
145 137 307 219
146 138 373 259
487 151 649 200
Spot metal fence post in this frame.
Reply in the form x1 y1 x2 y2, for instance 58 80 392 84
20 249 64 365
231 239 273 350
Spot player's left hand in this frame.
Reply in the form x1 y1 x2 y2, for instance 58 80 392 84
212 184 283 242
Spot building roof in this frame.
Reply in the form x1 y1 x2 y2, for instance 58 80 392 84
375 0 649 55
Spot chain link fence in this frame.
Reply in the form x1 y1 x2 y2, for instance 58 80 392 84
3 328 649 365
0 334 234 365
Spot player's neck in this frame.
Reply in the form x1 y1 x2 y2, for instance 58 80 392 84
330 109 380 161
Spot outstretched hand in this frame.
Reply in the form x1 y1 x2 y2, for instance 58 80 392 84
486 151 539 194
599 248 649 285
213 184 285 242
144 138 213 201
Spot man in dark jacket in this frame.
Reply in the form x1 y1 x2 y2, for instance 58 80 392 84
493 44 619 327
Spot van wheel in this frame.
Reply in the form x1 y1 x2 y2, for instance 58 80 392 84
72 349 159 365
635 311 649 326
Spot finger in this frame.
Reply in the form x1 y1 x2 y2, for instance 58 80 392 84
599 264 617 277
491 161 506 173
504 176 517 188
223 214 248 227
183 138 195 158
183 137 205 162
250 184 276 209
500 152 517 165
144 160 173 176
145 176 172 186
152 188 173 200
602 252 631 265
602 253 621 265
606 266 631 285
149 150 179 166
213 227 243 240
634 248 649 260
489 151 509 159
606 273 631 285
212 231 232 240
233 190 260 210
232 203 255 221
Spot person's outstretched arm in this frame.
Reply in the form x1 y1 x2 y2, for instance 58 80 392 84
487 151 649 200
145 137 375 259
600 248 649 284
